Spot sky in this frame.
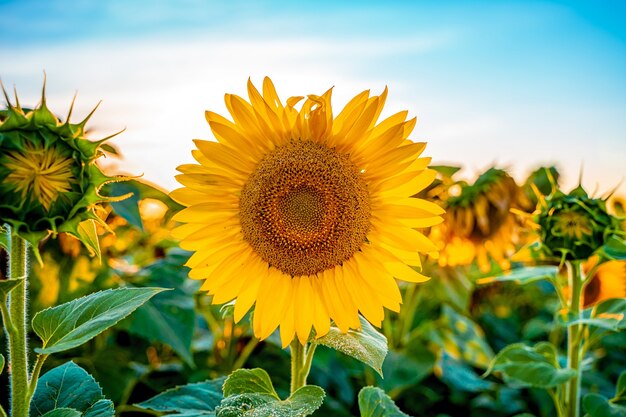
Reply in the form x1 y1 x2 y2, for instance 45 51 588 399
1 0 625 196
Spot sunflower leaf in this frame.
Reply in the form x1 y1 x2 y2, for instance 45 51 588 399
358 386 410 417
217 385 324 417
32 287 166 354
135 377 225 416
484 342 575 388
222 368 278 398
316 316 388 376
583 393 626 417
30 361 114 417
477 266 559 286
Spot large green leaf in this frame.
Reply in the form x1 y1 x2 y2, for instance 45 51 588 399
32 287 165 354
30 362 113 417
477 266 559 286
583 394 626 417
316 316 387 376
485 342 575 388
216 368 324 417
358 386 410 417
136 377 225 416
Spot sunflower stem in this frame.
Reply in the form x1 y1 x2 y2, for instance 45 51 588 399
565 261 583 417
5 233 30 417
289 340 307 395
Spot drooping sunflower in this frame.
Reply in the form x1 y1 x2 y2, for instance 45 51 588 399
431 168 521 272
171 78 443 347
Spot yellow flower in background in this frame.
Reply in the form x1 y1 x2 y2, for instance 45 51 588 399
582 259 626 308
433 168 520 272
171 77 443 347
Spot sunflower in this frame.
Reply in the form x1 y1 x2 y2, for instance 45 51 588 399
432 168 520 272
171 78 443 347
0 82 127 256
582 260 626 308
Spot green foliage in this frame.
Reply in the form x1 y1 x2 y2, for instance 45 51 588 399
557 298 626 334
583 394 626 417
485 342 575 388
599 236 626 261
216 368 325 417
122 251 197 366
0 353 4 374
32 287 165 354
136 377 225 416
479 266 559 286
30 361 114 417
358 386 410 417
316 316 387 376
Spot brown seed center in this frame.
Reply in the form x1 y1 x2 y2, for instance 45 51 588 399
239 141 371 276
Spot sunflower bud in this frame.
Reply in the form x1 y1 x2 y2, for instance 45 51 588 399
537 186 621 261
0 82 127 259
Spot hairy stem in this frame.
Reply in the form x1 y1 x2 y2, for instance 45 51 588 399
7 234 29 417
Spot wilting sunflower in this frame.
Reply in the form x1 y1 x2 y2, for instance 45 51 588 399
171 78 443 347
432 168 520 272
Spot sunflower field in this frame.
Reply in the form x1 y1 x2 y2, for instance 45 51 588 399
0 75 625 417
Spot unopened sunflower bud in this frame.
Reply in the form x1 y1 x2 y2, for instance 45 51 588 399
537 187 621 261
0 82 128 259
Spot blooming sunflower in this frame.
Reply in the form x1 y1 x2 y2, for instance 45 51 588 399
432 168 520 272
171 78 443 347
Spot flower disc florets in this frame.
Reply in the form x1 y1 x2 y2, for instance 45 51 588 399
0 84 126 253
537 187 621 261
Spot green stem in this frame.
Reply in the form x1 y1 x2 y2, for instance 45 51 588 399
6 234 29 417
300 343 317 387
566 261 583 417
0 405 7 417
289 340 306 395
231 337 259 371
549 389 566 417
27 354 49 403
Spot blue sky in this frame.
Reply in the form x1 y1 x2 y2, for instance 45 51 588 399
1 0 625 194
